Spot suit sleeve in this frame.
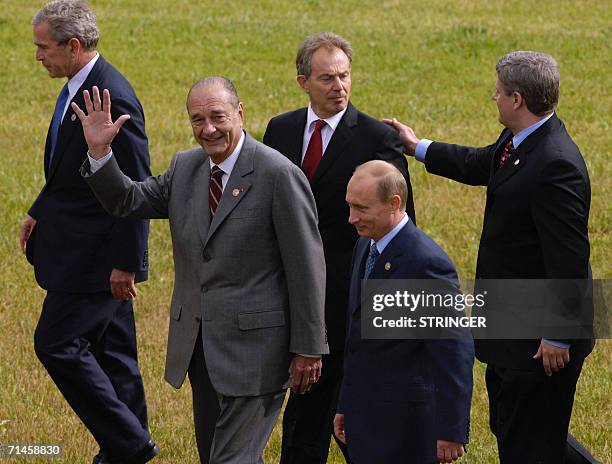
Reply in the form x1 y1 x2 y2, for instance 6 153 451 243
422 254 474 444
425 139 499 187
82 152 177 220
377 129 417 223
531 158 592 341
107 96 152 273
271 162 329 355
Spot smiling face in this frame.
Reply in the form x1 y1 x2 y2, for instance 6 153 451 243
346 174 396 242
298 46 351 119
187 85 244 164
33 21 77 78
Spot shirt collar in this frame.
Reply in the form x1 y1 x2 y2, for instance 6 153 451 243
306 104 348 132
209 130 245 175
67 52 100 101
371 214 409 254
512 112 554 148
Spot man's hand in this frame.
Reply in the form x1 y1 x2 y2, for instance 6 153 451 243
289 355 322 394
533 339 570 376
110 268 137 301
437 440 465 463
333 413 346 444
382 118 420 156
19 215 37 253
71 86 130 159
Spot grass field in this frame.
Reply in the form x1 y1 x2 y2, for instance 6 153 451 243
1 0 610 462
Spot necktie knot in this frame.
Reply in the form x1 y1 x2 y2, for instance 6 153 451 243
211 165 224 180
364 242 380 279
314 119 326 132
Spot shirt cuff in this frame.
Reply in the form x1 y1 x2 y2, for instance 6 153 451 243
298 354 322 358
543 339 571 349
414 138 433 162
88 150 113 174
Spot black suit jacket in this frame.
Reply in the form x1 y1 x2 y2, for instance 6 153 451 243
263 102 415 351
425 114 594 369
27 55 151 293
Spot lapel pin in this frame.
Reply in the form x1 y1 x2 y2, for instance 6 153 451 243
514 159 520 166
232 188 243 197
384 262 391 271
71 114 77 122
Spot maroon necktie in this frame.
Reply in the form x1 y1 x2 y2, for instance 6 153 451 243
498 140 514 169
302 119 326 181
209 165 224 217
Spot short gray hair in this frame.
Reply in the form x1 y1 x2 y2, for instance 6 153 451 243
296 32 353 77
496 51 559 116
186 76 240 109
33 0 99 50
354 161 407 210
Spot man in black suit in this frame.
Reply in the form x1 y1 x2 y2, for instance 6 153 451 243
19 1 156 463
386 51 595 464
263 32 415 463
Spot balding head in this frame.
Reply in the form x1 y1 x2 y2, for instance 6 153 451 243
353 160 408 210
346 161 407 241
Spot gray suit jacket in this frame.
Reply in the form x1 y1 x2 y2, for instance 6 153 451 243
83 132 328 396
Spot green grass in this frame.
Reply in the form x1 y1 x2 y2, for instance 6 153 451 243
1 0 610 462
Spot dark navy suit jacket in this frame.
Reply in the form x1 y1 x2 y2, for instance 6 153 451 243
338 220 474 463
27 55 150 292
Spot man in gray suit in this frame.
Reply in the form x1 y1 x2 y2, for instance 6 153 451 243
71 77 329 463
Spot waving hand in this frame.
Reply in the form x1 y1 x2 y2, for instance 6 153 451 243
71 86 130 159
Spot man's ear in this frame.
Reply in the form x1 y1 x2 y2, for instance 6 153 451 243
67 37 81 55
512 91 523 110
297 75 309 94
390 195 401 212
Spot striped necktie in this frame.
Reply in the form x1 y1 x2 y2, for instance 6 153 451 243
209 165 224 218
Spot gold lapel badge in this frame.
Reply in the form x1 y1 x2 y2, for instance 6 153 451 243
384 262 391 271
232 188 243 197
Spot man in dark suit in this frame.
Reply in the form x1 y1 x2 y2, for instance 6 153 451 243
19 2 155 463
333 160 473 464
385 51 595 463
263 32 415 464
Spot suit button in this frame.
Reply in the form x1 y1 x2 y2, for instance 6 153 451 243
195 315 201 323
202 251 210 261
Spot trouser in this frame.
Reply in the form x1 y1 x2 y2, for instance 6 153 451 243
34 291 150 461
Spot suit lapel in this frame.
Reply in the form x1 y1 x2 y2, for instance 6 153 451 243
46 56 107 184
204 132 254 246
310 102 357 187
193 154 212 246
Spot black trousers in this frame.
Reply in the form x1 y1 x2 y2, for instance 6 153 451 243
280 351 351 464
486 360 585 464
34 291 150 461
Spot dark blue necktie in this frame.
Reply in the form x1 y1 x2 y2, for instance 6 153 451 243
364 242 380 279
49 84 69 165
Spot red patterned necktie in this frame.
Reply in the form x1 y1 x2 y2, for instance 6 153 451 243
498 140 514 168
302 119 326 181
209 165 224 217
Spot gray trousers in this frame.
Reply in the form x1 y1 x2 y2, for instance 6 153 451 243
189 330 285 464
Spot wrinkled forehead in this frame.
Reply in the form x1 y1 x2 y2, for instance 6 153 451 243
187 86 234 114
